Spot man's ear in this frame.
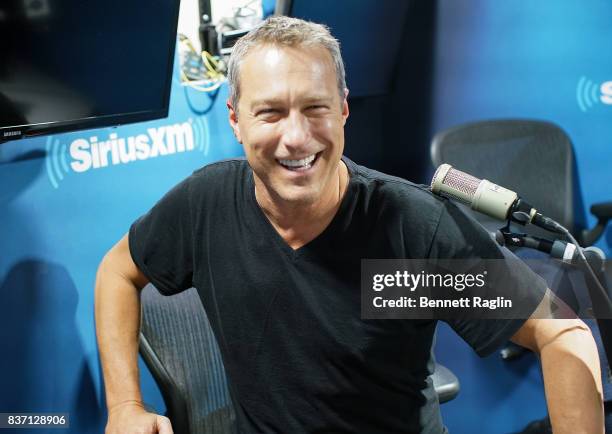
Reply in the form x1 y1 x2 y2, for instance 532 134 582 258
341 88 350 125
227 99 242 143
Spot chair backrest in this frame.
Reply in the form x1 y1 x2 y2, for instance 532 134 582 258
139 284 236 434
431 119 581 237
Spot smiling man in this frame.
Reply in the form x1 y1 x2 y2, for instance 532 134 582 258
95 16 603 434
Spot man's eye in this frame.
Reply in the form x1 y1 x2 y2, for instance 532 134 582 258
255 109 283 120
257 108 278 115
305 105 330 115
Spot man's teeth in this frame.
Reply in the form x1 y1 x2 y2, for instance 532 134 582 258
278 154 316 167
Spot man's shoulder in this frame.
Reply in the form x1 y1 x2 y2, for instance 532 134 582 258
159 158 250 211
192 157 249 179
181 157 249 191
345 157 446 215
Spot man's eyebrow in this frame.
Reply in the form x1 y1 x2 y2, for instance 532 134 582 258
250 96 335 108
301 96 334 105
250 98 285 108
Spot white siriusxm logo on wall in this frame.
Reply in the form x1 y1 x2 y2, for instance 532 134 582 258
45 117 209 189
576 76 612 112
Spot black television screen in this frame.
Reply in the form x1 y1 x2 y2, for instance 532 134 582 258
0 0 180 143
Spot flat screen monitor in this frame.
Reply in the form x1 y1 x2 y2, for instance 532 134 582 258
0 0 180 143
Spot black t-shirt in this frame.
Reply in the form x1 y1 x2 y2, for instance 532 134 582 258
129 157 547 433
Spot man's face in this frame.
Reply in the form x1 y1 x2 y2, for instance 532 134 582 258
229 44 349 205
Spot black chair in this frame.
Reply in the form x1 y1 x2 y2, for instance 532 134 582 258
140 284 460 433
139 285 236 434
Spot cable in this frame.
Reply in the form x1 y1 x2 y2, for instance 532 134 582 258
180 75 224 92
201 51 222 78
178 33 225 93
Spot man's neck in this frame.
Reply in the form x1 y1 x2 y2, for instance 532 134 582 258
254 161 349 250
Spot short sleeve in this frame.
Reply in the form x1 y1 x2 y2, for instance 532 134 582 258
428 200 548 356
129 178 194 295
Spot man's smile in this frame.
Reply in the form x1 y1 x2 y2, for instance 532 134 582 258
276 151 322 172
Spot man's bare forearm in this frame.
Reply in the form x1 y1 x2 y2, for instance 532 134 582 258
540 325 603 433
95 235 148 411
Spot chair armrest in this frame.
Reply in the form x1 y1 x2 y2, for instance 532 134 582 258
581 201 612 246
591 202 612 220
432 363 460 403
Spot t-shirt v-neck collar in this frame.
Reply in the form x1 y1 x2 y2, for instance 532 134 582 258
246 157 357 261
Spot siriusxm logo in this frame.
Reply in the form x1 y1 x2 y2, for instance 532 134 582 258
45 117 209 189
576 76 612 112
70 123 194 172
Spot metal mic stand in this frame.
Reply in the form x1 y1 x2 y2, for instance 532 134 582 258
495 223 612 369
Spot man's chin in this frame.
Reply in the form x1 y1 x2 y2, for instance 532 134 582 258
275 186 320 206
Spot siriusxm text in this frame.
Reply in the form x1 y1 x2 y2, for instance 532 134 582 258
70 122 194 172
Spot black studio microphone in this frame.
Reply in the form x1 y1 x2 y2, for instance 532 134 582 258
430 164 563 233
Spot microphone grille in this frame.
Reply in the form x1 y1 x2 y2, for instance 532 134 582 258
430 166 481 205
431 164 485 205
444 167 480 199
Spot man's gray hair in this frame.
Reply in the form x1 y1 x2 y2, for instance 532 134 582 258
227 16 346 113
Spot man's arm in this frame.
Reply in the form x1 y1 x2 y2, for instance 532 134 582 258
95 233 173 434
511 310 604 434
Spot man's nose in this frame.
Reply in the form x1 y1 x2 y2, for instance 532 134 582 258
280 111 310 150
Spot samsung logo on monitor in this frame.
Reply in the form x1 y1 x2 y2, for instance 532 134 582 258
3 130 21 137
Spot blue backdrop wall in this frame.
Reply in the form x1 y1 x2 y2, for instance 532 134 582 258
0 49 242 433
432 1 612 433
